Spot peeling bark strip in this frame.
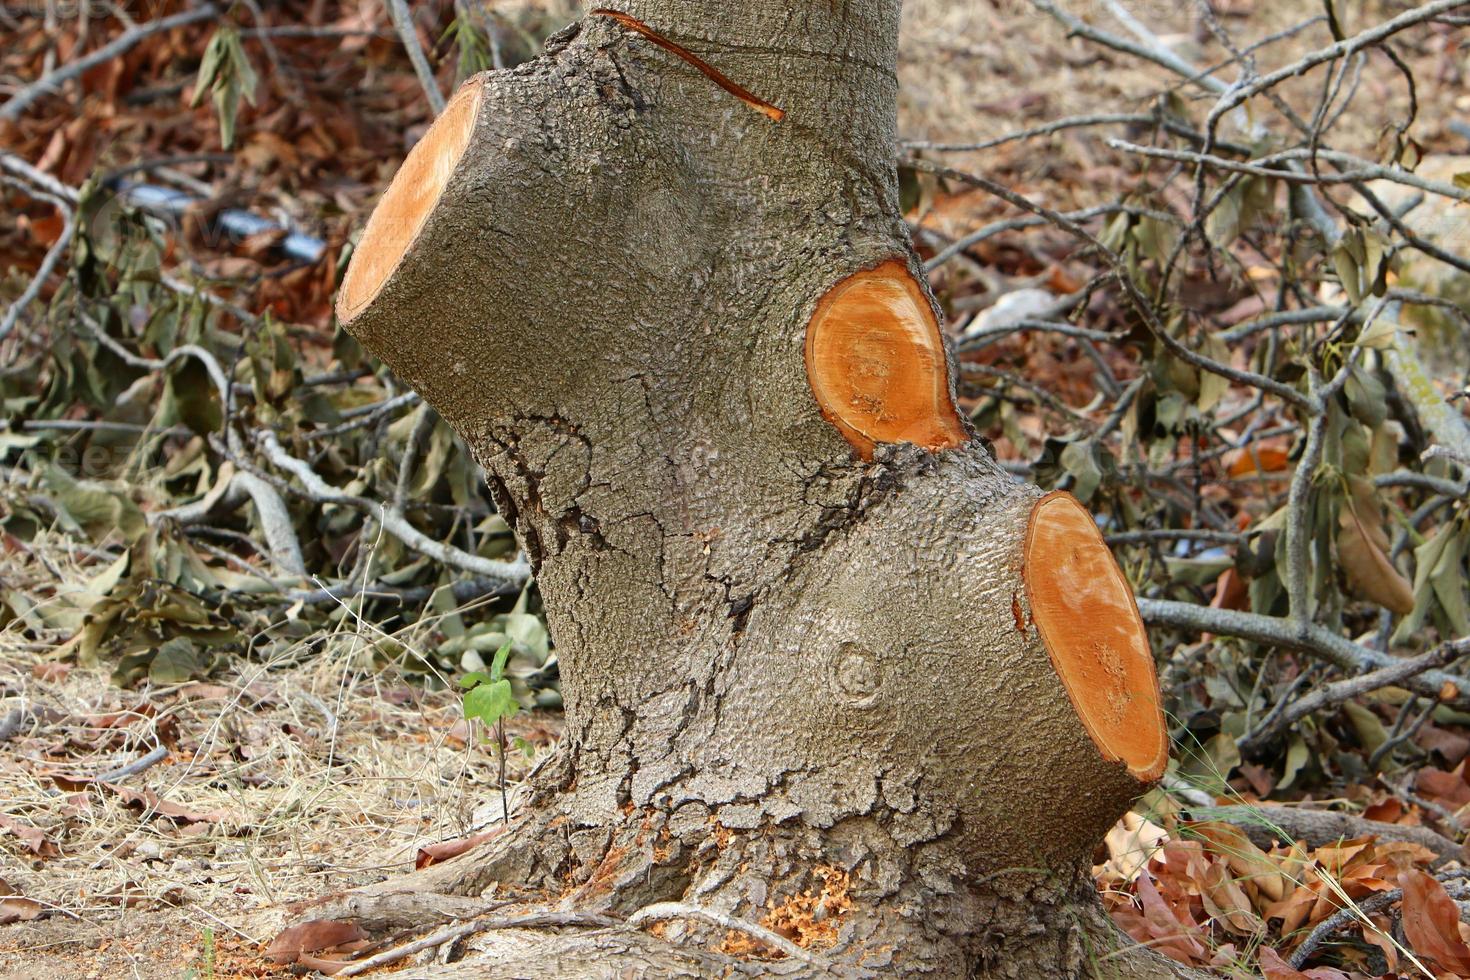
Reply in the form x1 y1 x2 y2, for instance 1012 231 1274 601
1025 491 1168 780
804 260 968 460
589 9 785 121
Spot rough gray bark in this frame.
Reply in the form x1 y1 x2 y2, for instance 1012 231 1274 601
332 2 1197 976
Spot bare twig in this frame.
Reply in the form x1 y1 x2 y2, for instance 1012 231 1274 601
1290 875 1470 968
334 910 618 977
0 195 77 341
95 744 170 783
1238 642 1466 752
628 902 835 968
383 0 446 114
1200 0 1470 125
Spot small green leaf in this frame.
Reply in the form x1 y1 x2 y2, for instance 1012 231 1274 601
463 678 518 726
1205 184 1243 248
168 355 223 436
191 32 227 107
192 27 257 149
1196 333 1231 413
489 640 513 682
1355 317 1398 350
1343 365 1387 428
1332 232 1365 305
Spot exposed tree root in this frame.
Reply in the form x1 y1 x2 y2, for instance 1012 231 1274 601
288 776 1212 979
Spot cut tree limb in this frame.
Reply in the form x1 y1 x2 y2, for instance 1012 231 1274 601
332 2 1187 976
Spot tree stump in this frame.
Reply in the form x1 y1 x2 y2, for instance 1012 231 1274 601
331 3 1198 975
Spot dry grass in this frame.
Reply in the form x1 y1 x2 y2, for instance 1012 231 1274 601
0 530 557 978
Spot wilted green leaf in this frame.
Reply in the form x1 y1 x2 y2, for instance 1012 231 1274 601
150 637 204 684
192 28 257 149
1340 701 1388 754
1279 734 1311 790
44 465 146 544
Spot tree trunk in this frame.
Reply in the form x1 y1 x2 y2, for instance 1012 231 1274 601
332 3 1199 976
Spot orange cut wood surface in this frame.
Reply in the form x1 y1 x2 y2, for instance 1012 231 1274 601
1024 491 1167 781
804 260 968 459
337 77 485 320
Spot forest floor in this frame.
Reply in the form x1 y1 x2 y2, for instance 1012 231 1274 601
2 0 1469 977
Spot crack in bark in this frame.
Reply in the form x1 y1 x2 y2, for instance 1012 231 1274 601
787 451 927 560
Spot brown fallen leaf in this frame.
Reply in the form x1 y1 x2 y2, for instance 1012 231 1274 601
1417 760 1470 810
30 662 70 682
1361 912 1400 974
103 783 232 825
0 879 45 925
1399 867 1470 975
1191 820 1288 902
1257 947 1307 979
1226 445 1290 478
177 682 234 701
0 814 59 858
0 895 44 925
1337 493 1415 614
266 919 369 965
1417 724 1470 766
1257 946 1352 979
94 883 186 909
297 953 354 975
1200 859 1263 936
1126 867 1210 966
415 827 503 870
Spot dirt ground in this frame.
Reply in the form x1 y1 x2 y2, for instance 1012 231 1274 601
0 638 559 979
3 0 1466 976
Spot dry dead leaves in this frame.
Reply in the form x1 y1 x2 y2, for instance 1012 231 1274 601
1101 810 1470 977
0 813 59 859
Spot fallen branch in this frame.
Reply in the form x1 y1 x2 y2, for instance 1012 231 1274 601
1137 599 1470 708
0 187 76 342
73 312 308 575
1104 141 1470 204
909 157 1316 413
1198 0 1470 126
1199 804 1465 867
1239 642 1465 752
1289 874 1470 968
287 575 519 608
255 429 530 589
94 744 169 784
